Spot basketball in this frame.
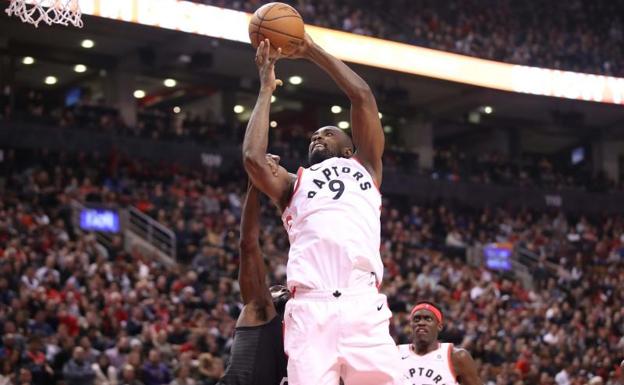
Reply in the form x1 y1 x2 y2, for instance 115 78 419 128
248 2 305 57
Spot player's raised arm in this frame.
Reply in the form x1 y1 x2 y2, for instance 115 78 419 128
243 39 294 210
238 182 275 323
292 34 384 186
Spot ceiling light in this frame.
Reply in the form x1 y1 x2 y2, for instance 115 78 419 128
173 106 181 114
133 90 146 99
483 106 493 114
73 64 87 73
233 105 245 114
383 125 393 133
378 112 383 119
81 39 95 49
22 56 35 65
44 76 57 85
271 95 276 103
331 105 342 114
338 121 350 130
270 121 278 128
164 78 177 88
288 76 303 85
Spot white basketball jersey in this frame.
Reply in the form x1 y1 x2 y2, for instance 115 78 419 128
398 343 458 385
281 157 382 290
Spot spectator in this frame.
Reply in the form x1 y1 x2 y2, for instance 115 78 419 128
15 368 32 385
196 353 223 385
92 354 118 385
141 350 171 385
168 366 195 385
119 365 143 385
62 347 96 385
105 338 130 369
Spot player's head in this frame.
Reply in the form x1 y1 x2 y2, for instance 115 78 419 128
409 301 443 347
269 285 291 316
308 126 354 165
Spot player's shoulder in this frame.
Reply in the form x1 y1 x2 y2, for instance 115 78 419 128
450 346 476 366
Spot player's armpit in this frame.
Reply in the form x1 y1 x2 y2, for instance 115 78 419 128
451 349 482 385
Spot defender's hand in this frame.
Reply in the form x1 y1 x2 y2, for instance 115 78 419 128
255 39 283 91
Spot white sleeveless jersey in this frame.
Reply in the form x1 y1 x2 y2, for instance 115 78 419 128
398 343 458 385
281 157 382 290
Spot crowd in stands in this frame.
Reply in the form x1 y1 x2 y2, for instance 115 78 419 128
201 0 624 77
431 148 619 192
2 87 619 193
1 147 623 385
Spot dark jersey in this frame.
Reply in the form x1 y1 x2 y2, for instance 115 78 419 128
218 315 287 385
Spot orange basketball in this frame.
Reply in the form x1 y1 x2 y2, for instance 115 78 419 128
248 2 305 57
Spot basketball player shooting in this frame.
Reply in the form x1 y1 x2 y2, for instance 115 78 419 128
398 302 481 385
218 179 289 385
243 35 402 385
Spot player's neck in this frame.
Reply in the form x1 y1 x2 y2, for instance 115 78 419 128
411 341 439 356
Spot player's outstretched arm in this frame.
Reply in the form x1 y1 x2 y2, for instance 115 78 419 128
451 348 482 385
243 39 294 210
292 34 384 186
238 182 276 325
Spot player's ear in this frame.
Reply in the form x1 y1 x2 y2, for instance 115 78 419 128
437 323 443 332
343 146 353 157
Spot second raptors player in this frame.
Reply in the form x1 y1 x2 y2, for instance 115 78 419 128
399 302 481 385
242 35 402 385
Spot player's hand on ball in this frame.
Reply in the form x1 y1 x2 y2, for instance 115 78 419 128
255 39 283 92
289 33 314 59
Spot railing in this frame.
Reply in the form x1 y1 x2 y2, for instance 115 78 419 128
467 245 536 289
512 245 559 289
125 207 177 262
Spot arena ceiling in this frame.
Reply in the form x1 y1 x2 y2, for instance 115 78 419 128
1 13 624 139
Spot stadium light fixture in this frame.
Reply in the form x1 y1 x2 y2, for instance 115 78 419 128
338 121 350 130
271 95 276 103
233 105 245 114
288 76 303 85
81 39 95 49
22 56 35 65
173 106 181 114
483 106 493 114
383 125 393 133
378 112 383 119
74 64 87 73
331 105 342 114
164 78 177 88
270 120 278 128
44 76 57 85
133 90 146 99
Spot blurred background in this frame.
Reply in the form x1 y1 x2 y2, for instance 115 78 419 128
1 1 624 385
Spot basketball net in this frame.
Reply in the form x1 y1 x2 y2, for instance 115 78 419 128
5 0 83 28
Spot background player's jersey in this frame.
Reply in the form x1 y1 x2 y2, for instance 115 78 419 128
218 315 287 385
281 157 382 290
398 343 458 385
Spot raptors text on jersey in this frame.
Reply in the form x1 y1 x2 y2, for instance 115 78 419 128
398 343 458 385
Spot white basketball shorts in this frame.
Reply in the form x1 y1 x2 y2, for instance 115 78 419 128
283 286 403 385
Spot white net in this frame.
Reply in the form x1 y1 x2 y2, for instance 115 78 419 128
5 0 83 28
